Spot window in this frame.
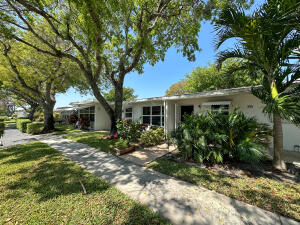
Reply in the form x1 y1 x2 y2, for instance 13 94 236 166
211 104 229 115
79 106 95 122
142 106 164 126
125 107 132 118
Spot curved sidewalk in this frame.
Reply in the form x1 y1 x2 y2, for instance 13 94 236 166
40 136 298 225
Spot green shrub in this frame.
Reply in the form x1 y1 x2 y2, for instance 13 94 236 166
170 109 271 164
141 128 164 146
26 122 43 134
16 119 31 133
0 116 9 121
54 112 63 122
117 120 142 142
0 122 4 138
114 138 129 150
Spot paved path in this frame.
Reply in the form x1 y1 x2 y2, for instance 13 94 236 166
39 136 299 225
0 125 37 148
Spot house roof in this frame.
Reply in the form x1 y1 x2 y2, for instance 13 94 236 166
70 85 258 108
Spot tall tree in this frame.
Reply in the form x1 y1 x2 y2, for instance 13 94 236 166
215 0 300 170
0 40 78 132
104 87 137 102
165 80 187 96
165 59 261 96
0 0 253 134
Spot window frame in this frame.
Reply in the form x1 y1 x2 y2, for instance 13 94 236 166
125 107 133 118
211 104 229 115
142 105 164 126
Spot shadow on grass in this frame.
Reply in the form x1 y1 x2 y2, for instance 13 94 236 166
2 142 110 202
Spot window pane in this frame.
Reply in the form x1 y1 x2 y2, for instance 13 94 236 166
152 106 161 115
80 108 89 114
143 116 150 124
162 116 164 126
162 106 164 114
89 106 95 113
125 113 132 118
143 107 150 115
125 107 132 112
152 116 161 126
90 114 95 122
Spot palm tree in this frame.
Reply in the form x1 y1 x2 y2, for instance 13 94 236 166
214 0 300 170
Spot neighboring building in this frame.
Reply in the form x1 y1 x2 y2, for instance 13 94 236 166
15 109 27 118
70 86 300 152
55 106 76 121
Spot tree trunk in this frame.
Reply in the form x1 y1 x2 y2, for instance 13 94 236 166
272 113 286 170
27 104 38 121
114 85 123 121
42 105 55 133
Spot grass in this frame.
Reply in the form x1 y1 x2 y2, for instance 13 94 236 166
148 159 300 221
0 142 169 224
65 132 116 153
4 119 16 125
52 124 82 135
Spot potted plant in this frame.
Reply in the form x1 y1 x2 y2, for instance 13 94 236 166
114 138 135 156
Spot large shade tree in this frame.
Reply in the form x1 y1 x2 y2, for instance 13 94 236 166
0 0 253 134
215 0 300 170
0 39 79 132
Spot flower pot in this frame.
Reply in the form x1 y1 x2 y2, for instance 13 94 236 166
115 146 135 156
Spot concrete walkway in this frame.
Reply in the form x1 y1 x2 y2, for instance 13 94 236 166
39 136 299 225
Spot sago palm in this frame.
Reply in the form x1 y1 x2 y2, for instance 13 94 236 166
215 0 300 170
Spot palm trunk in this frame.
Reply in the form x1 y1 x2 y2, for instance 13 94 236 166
42 105 55 133
272 113 286 170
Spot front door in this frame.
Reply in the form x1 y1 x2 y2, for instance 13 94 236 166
181 105 194 121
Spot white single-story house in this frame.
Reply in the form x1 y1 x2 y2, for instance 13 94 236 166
55 106 76 121
69 86 300 152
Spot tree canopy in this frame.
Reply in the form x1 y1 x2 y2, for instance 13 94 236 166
165 59 262 96
0 0 254 134
103 87 137 102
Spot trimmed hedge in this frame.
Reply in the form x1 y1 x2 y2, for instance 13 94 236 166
26 122 43 134
16 119 31 133
0 116 9 121
0 122 4 137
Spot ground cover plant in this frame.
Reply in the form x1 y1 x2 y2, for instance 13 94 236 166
0 142 169 224
148 159 300 220
171 110 271 164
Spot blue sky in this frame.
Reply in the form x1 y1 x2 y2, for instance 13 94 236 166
55 1 264 108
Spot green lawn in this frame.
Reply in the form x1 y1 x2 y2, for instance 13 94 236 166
148 159 300 221
65 132 116 153
0 142 169 224
52 124 82 135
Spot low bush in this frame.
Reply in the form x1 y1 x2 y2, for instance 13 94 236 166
170 109 271 164
141 127 164 146
67 114 78 125
16 119 31 133
26 122 43 134
54 112 63 123
0 122 4 138
0 116 9 121
116 120 143 142
114 138 129 150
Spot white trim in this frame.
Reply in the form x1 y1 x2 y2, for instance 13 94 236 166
202 101 231 106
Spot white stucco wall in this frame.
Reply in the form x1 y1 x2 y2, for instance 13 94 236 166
94 92 300 151
94 103 111 130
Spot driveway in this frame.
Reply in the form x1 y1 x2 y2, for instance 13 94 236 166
0 125 37 148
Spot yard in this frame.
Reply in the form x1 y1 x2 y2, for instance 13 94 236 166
148 159 300 221
0 142 169 224
65 131 115 153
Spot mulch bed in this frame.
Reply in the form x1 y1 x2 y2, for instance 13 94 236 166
164 152 300 184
